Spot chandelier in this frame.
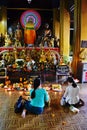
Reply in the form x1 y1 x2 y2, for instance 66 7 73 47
27 0 32 4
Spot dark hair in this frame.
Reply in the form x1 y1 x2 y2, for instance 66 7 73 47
31 77 40 99
67 76 77 88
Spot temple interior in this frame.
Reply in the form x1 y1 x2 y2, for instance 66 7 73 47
0 0 87 130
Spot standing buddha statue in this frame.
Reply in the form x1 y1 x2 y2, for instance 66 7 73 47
24 19 36 47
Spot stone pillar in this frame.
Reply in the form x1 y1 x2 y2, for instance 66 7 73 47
53 8 60 39
60 0 70 57
72 0 81 77
0 6 7 35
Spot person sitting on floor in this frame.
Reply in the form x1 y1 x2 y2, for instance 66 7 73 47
21 77 50 118
60 76 84 112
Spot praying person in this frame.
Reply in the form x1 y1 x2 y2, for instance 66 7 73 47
21 77 50 118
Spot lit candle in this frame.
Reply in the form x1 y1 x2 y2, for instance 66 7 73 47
20 77 22 82
19 91 23 95
5 89 7 93
55 92 57 95
54 92 57 98
8 91 12 96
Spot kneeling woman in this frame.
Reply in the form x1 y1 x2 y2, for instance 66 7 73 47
21 77 50 118
60 76 84 108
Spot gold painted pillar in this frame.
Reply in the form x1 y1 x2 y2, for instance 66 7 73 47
60 0 70 57
79 0 87 63
53 8 60 39
72 0 81 77
81 0 87 40
0 6 7 35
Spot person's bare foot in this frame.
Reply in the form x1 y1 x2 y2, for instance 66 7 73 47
21 110 26 118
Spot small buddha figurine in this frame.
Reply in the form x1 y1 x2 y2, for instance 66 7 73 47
14 23 23 47
4 32 12 47
15 23 23 42
39 50 46 63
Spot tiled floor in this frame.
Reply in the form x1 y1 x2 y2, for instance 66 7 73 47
0 83 87 130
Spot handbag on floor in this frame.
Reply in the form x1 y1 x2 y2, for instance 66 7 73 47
14 96 25 113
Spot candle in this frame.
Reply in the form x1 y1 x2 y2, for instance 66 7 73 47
8 91 12 96
5 89 7 93
20 77 22 82
19 91 23 95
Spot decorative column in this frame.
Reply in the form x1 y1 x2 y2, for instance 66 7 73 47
79 0 87 62
81 0 87 40
53 8 60 39
0 6 7 35
72 0 81 77
60 0 70 57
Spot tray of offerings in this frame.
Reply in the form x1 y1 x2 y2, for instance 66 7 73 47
52 84 62 92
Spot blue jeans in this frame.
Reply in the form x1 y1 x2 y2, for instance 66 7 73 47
24 101 43 114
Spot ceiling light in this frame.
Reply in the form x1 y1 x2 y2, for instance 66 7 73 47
27 0 32 4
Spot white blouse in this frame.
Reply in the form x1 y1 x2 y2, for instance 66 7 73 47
63 85 80 105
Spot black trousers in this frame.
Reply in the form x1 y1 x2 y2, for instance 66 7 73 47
65 99 84 108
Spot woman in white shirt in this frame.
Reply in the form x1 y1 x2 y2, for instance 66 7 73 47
61 76 80 107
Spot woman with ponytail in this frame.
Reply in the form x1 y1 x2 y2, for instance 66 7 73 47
62 76 80 106
60 76 84 111
21 77 49 118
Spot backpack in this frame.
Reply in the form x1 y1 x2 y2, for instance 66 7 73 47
14 96 24 113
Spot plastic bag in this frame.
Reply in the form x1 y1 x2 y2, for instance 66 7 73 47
60 97 66 106
69 106 80 113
